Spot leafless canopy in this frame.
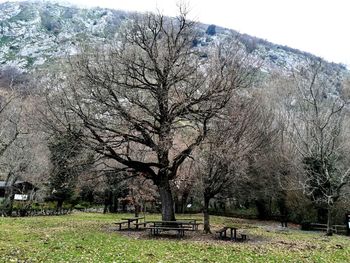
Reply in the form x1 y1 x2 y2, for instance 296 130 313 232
281 60 350 235
42 9 259 220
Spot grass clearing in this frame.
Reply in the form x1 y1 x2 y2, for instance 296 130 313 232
0 212 349 262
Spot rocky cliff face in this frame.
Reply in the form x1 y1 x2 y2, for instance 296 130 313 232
0 1 347 75
0 1 128 69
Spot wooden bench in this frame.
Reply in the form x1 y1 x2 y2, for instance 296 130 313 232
146 220 196 237
180 219 202 230
188 222 202 230
114 221 129 231
302 223 347 234
121 217 145 230
239 234 247 241
146 226 188 237
216 226 244 241
310 223 337 233
134 221 148 228
176 222 201 231
216 227 228 239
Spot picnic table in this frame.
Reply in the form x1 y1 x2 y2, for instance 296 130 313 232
179 218 202 230
114 216 145 230
121 216 145 229
216 226 238 240
216 226 247 241
145 220 195 237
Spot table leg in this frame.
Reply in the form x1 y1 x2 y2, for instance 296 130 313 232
234 229 237 241
128 220 131 229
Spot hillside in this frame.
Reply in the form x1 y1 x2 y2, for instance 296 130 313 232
0 1 347 74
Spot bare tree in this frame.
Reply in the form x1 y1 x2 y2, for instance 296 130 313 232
283 60 350 235
0 90 26 215
172 158 198 214
41 9 258 220
126 174 158 217
197 96 277 233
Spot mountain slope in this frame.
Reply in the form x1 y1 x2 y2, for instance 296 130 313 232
0 1 347 74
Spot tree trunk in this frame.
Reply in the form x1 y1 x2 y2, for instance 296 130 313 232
255 199 268 220
157 179 176 221
317 207 328 223
203 196 211 233
134 203 140 217
326 207 333 236
57 199 63 211
4 180 14 216
174 196 181 213
103 190 111 214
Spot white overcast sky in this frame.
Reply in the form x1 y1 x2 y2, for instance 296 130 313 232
2 0 350 66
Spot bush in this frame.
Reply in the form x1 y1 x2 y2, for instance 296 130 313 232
300 221 312 230
206 24 216 36
286 190 317 223
74 202 91 211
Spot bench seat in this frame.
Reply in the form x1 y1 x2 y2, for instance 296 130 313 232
146 226 190 237
215 227 228 233
114 221 129 230
134 222 148 228
239 234 247 241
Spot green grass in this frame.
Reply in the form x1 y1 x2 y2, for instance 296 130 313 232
0 212 349 262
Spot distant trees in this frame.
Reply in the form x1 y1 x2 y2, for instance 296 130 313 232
198 96 277 233
282 61 350 235
206 24 216 36
0 91 23 215
173 159 197 214
40 10 62 34
102 170 128 213
0 66 28 90
47 131 91 209
0 67 55 216
42 8 258 221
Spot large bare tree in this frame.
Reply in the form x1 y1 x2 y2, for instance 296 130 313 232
0 90 29 215
197 95 277 233
283 60 350 235
42 10 258 220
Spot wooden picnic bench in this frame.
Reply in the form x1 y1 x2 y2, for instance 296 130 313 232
180 218 200 223
179 219 202 230
146 221 194 237
216 226 247 241
114 221 129 231
134 221 148 228
114 216 145 230
122 216 145 230
146 226 187 237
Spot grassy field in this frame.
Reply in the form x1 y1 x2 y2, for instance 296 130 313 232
0 212 349 262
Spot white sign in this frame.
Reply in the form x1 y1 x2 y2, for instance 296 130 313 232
14 194 28 201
